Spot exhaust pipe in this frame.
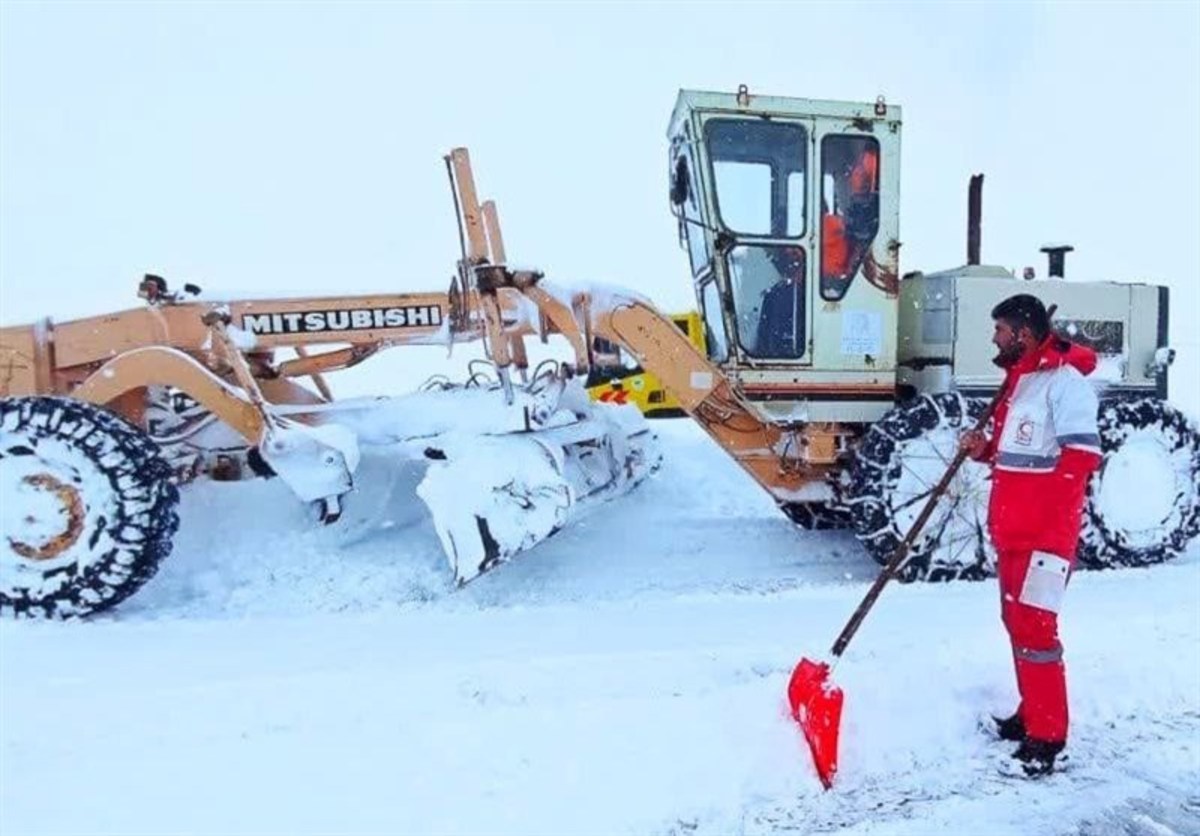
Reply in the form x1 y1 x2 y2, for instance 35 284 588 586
1040 244 1074 278
967 174 983 265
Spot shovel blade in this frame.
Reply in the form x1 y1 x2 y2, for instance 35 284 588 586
787 658 844 789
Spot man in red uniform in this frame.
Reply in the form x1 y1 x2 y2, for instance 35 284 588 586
960 294 1102 777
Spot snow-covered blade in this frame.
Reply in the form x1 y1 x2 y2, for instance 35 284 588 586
419 408 657 585
329 372 660 585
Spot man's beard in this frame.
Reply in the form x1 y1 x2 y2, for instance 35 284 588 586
993 342 1024 367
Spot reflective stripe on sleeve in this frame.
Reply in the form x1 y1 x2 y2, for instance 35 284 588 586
1057 432 1102 451
996 452 1060 470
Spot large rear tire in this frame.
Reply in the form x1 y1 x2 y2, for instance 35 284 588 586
846 393 994 582
0 397 180 618
1078 396 1200 568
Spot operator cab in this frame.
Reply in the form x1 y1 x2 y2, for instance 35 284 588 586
667 86 901 423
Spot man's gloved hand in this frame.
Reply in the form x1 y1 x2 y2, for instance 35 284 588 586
959 429 990 460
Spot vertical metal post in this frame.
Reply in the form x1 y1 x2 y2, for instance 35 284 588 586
967 174 984 266
482 200 529 384
449 148 489 263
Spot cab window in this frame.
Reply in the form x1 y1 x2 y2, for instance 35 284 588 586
700 279 730 362
727 244 806 359
705 119 807 239
820 134 880 300
679 140 711 276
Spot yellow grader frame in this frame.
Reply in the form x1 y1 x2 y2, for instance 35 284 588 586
1 149 841 517
0 146 845 618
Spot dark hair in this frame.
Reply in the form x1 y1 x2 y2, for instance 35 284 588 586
991 293 1050 341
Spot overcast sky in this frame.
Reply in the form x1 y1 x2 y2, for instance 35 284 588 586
2 1 1197 406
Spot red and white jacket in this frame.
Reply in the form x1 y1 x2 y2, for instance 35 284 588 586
975 336 1103 558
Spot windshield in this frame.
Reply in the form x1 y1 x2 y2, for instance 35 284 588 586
705 119 807 239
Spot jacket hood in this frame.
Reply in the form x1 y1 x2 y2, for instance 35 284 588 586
1027 334 1098 377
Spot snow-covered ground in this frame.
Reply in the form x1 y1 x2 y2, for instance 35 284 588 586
2 420 1198 836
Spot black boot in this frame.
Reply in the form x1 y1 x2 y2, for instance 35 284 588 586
992 712 1026 742
1007 737 1065 778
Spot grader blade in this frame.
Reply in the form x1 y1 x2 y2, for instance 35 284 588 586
326 377 660 585
420 417 657 585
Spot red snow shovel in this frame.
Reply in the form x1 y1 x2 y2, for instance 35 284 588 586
788 385 1011 789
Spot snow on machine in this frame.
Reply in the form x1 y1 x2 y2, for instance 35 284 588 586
0 150 660 617
2 87 1198 619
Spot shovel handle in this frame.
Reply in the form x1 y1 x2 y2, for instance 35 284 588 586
829 384 1009 659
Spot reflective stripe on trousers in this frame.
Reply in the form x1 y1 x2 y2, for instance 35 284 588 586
1014 642 1064 664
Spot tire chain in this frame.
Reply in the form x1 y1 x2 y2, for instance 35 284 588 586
845 392 1200 580
1077 396 1200 569
845 392 991 582
1 397 180 618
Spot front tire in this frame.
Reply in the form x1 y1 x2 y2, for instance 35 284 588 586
846 393 994 582
0 397 180 618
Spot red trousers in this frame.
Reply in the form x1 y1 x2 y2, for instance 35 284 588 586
997 548 1071 743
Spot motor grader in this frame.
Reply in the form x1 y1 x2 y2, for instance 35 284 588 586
2 88 1198 619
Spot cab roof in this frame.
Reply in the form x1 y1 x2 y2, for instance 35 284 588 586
668 88 902 137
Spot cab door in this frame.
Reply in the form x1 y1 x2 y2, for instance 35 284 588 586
808 120 901 377
698 114 815 366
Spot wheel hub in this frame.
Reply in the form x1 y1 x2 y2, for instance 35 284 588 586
1096 435 1178 542
6 473 86 561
